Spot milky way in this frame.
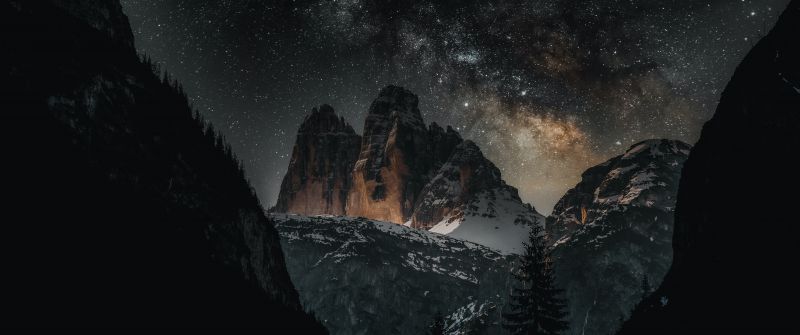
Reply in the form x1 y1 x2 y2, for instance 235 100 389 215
120 0 788 214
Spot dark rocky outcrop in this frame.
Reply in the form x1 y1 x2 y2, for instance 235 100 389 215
547 139 690 244
426 122 464 173
418 141 543 254
1 1 325 331
411 140 533 230
274 105 361 216
411 141 503 229
347 85 434 224
546 139 690 335
622 2 800 333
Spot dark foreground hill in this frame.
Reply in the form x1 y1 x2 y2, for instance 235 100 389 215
621 1 800 333
0 1 325 332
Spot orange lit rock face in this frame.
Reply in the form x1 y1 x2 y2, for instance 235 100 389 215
346 86 432 224
275 86 484 227
273 105 361 216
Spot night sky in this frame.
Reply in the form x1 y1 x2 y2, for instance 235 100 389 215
120 0 788 214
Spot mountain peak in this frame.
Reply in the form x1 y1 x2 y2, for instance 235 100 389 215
277 86 541 253
299 104 355 135
378 84 417 99
275 105 362 216
368 85 425 128
314 104 336 115
347 86 432 223
622 139 691 160
548 138 691 246
548 138 690 334
48 0 135 49
459 139 480 150
413 137 542 254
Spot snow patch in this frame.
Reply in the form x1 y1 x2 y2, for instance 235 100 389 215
429 189 543 254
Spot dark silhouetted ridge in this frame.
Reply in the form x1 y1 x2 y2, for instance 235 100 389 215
621 1 800 333
0 0 327 332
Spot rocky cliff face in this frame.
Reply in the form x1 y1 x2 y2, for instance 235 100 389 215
411 141 492 229
547 139 690 244
273 214 512 335
347 85 434 223
416 141 544 254
276 86 542 254
1 1 324 331
622 2 800 333
274 105 361 216
546 139 689 335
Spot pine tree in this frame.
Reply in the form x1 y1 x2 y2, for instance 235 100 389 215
640 274 651 299
502 222 569 335
429 311 445 335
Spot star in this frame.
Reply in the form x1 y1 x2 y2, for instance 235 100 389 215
119 0 792 213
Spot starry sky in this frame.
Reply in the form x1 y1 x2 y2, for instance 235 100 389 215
120 0 788 214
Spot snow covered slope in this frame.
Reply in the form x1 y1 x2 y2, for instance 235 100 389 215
273 213 514 335
427 187 542 255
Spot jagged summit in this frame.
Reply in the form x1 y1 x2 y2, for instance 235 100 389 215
363 85 426 134
372 85 424 121
346 85 432 223
275 85 542 254
620 139 691 160
411 140 498 230
545 138 690 335
274 105 362 216
547 138 691 244
451 140 489 162
298 104 356 134
416 140 542 254
412 140 510 229
48 0 135 49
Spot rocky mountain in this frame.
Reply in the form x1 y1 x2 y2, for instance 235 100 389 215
274 105 361 216
272 214 513 335
275 86 542 254
347 85 439 223
1 1 324 331
417 141 544 254
546 139 690 335
271 138 691 334
622 1 800 333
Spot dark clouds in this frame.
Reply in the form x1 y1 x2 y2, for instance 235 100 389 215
121 0 788 213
